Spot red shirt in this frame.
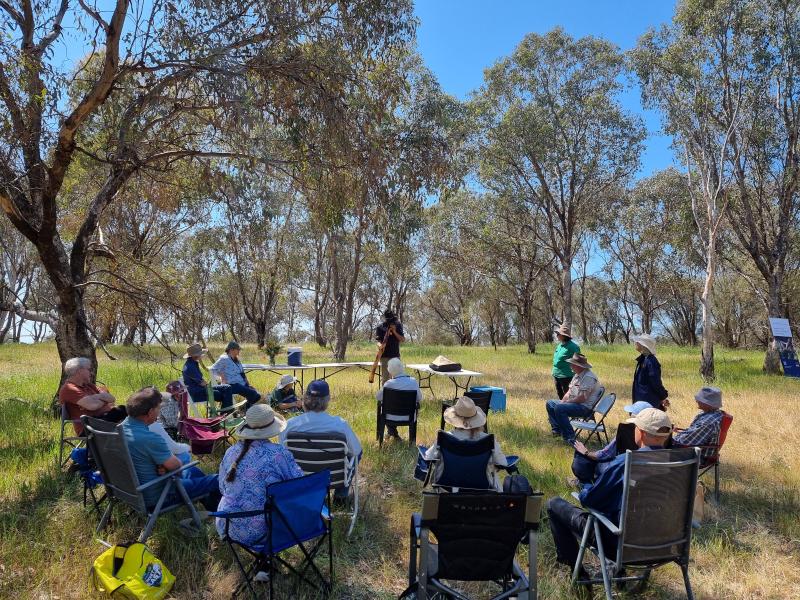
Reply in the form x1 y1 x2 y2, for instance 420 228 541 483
59 381 107 435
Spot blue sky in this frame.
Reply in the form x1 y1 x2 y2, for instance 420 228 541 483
413 0 679 178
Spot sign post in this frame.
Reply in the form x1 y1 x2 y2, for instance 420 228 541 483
769 318 800 378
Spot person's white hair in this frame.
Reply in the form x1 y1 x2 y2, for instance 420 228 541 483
387 357 405 378
64 357 92 378
303 394 330 412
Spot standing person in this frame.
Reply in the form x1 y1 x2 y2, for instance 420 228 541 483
631 334 669 410
545 354 601 444
375 309 405 385
552 324 581 398
210 341 262 409
181 343 234 412
59 357 127 435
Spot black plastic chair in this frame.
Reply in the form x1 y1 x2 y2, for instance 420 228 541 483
571 447 700 599
377 388 418 447
407 491 543 599
440 389 492 431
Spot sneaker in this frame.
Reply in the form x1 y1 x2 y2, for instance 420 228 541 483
254 570 271 583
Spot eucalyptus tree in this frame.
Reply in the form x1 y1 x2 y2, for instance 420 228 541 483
0 0 415 378
471 28 644 330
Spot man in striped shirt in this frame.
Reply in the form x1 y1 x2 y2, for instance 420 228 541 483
673 386 724 461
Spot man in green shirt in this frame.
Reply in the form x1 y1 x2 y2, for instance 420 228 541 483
269 374 303 413
552 324 581 397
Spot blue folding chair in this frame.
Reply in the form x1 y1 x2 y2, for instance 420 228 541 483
212 470 333 599
69 447 106 515
415 430 519 491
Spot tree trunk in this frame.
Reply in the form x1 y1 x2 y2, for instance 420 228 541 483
53 292 97 388
561 258 573 329
699 246 716 382
763 281 784 374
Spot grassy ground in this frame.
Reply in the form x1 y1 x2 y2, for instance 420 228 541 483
0 340 798 599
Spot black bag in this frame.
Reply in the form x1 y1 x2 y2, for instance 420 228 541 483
429 355 462 372
502 474 533 495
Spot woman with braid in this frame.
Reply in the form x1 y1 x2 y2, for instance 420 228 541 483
216 405 303 549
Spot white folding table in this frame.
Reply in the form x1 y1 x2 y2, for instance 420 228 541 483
242 361 375 390
406 363 483 400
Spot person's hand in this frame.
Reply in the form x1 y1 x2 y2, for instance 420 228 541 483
200 379 207 387
661 398 670 410
573 440 589 455
156 466 166 475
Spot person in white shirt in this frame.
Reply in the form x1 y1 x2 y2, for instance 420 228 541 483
210 341 262 409
424 396 508 491
280 379 362 499
376 358 422 439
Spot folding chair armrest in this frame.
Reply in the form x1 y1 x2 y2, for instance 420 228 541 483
497 455 520 471
136 461 202 491
584 507 620 536
209 509 263 520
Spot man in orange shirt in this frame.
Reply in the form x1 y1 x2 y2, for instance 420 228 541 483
58 357 127 435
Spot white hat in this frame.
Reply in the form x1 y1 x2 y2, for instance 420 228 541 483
443 396 487 430
626 407 672 437
275 374 297 391
234 404 286 440
632 334 657 355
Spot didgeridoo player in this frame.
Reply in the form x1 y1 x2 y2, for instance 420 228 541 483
374 309 405 384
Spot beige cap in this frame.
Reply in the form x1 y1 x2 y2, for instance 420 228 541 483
625 407 672 437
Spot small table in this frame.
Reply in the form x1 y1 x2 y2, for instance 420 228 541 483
406 364 483 400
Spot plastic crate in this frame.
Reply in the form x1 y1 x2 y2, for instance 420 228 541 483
469 385 506 412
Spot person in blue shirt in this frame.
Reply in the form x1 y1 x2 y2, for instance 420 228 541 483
210 341 262 409
631 334 669 410
547 408 673 576
122 386 220 511
181 343 235 411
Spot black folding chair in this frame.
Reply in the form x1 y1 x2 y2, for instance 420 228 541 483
82 416 207 543
58 403 85 469
571 448 700 599
212 470 333 599
284 431 359 537
440 389 492 431
377 388 418 447
407 491 543 599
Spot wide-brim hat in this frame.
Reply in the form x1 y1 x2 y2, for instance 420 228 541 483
430 355 458 367
234 404 286 440
632 334 657 355
443 396 487 430
695 386 722 409
566 353 592 369
183 343 207 359
554 324 572 338
275 374 298 390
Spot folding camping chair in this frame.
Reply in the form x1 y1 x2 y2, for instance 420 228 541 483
69 446 106 516
693 411 733 502
168 381 234 456
377 388 419 447
82 416 208 543
406 491 543 600
571 447 700 600
58 403 86 469
212 470 333 600
415 430 520 491
284 431 360 537
440 388 492 432
571 392 616 445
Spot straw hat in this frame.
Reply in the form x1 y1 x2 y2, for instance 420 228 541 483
430 355 458 367
632 334 657 355
443 396 487 430
275 374 297 391
554 324 572 338
234 404 286 440
566 353 592 369
183 343 207 359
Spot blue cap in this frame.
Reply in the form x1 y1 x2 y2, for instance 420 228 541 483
306 379 330 398
623 401 652 416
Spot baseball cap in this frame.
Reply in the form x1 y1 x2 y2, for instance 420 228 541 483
623 401 653 416
306 379 330 398
625 407 672 437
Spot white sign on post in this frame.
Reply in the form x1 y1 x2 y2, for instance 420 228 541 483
769 318 792 338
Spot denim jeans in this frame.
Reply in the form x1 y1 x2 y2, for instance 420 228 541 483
190 386 234 410
224 382 262 409
546 400 592 442
547 497 618 567
167 471 221 512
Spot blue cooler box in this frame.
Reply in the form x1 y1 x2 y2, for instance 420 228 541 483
469 386 506 412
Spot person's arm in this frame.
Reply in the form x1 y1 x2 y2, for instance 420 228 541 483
392 323 406 343
491 439 508 468
376 386 384 402
183 361 206 388
645 357 669 400
343 422 363 461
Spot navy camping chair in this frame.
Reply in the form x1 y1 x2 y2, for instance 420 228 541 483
212 470 333 599
69 447 106 515
415 430 519 491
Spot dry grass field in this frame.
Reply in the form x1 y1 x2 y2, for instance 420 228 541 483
0 340 798 599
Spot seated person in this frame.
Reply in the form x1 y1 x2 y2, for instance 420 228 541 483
423 396 508 491
570 400 652 485
148 418 205 479
181 343 234 411
280 380 362 498
269 375 302 413
210 341 262 409
122 386 220 511
545 353 601 444
376 358 422 440
157 390 180 437
217 405 303 548
547 408 673 581
59 357 127 435
673 386 725 462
